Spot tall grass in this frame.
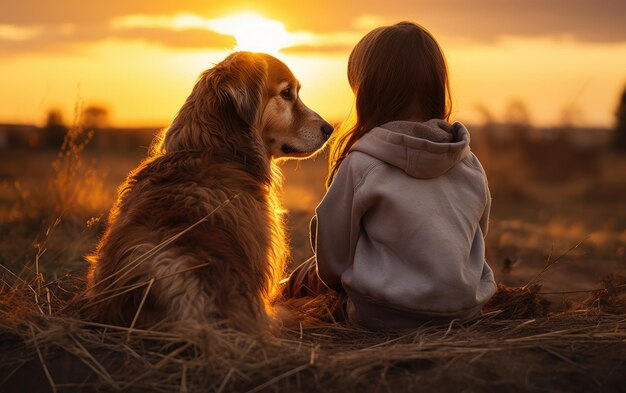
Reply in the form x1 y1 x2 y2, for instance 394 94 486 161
0 102 113 277
50 102 110 216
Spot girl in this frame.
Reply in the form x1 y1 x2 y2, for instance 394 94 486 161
282 22 496 329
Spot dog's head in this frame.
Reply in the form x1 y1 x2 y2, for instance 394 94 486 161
202 52 333 159
256 54 334 158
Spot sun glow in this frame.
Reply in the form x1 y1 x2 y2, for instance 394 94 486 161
207 12 311 54
110 12 318 54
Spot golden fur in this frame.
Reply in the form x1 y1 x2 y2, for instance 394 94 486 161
86 52 332 332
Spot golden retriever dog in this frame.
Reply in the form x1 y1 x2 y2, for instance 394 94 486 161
86 51 333 332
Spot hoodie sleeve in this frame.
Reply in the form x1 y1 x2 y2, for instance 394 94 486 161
313 157 371 289
479 180 492 238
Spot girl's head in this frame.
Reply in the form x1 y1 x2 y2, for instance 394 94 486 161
328 22 451 186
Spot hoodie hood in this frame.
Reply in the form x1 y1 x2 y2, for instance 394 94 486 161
351 119 471 179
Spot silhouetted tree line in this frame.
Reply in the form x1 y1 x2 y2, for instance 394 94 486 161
43 105 111 148
1 105 155 151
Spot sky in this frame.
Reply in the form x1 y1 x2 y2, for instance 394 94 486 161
1 0 626 128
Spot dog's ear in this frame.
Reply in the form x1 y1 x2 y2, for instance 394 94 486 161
207 52 267 126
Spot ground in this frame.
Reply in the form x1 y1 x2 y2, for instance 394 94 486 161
0 129 625 392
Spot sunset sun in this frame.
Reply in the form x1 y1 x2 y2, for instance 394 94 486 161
207 12 297 54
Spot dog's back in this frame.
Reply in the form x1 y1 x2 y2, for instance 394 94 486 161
87 152 285 331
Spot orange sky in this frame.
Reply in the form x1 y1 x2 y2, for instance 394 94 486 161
1 0 626 128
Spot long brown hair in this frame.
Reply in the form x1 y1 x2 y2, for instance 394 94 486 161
327 22 452 187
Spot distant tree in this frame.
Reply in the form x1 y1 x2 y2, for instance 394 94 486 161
559 103 585 129
504 99 532 143
504 99 532 129
474 103 496 126
614 85 626 150
44 108 68 147
82 105 110 129
46 109 64 128
472 103 496 148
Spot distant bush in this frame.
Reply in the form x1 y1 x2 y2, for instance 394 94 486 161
615 85 626 150
44 109 69 148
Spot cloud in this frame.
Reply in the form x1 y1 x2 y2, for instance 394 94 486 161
110 14 212 31
3 0 626 44
111 13 364 54
0 19 236 56
281 43 352 54
0 1 203 25
0 12 338 57
113 28 236 49
110 13 320 53
351 15 389 31
268 0 626 43
281 31 364 54
0 24 42 41
1 1 626 58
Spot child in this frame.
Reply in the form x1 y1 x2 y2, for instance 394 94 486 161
282 22 496 329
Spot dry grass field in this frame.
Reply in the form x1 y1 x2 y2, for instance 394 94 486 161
0 124 625 392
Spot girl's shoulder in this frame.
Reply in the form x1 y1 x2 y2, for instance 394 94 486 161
339 151 387 190
460 152 488 176
344 150 385 171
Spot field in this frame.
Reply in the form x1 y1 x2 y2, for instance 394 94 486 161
0 125 625 392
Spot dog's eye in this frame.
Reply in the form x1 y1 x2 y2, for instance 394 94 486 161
280 88 292 99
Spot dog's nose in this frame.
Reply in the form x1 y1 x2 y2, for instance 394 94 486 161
321 122 334 139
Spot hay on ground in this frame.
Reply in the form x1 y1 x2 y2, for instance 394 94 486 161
1 270 625 393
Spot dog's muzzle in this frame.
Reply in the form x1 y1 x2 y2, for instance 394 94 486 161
281 144 301 154
321 122 334 140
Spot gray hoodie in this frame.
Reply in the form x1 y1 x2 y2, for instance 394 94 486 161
313 119 496 329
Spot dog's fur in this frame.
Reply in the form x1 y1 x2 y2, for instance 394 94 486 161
86 52 332 332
